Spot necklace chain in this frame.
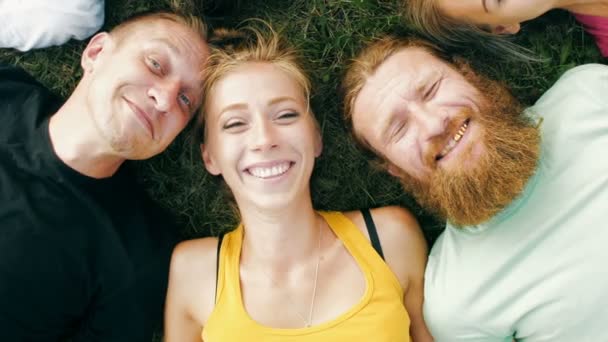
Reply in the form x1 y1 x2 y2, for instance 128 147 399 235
257 219 322 328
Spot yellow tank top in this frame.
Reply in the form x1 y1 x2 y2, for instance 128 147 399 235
202 211 411 341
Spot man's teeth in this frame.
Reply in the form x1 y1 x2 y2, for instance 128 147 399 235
439 121 469 159
454 121 468 142
249 162 291 179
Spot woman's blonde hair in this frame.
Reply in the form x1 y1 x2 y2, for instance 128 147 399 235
196 20 312 143
403 0 537 61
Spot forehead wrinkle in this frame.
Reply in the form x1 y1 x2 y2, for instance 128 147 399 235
364 74 404 145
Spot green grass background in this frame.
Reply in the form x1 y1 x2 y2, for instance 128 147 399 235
0 0 604 340
0 0 603 245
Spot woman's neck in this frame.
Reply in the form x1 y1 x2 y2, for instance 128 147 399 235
557 0 608 16
239 197 323 271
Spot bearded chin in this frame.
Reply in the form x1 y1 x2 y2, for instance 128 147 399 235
396 68 541 227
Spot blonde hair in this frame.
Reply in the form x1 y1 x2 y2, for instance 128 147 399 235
110 11 207 46
342 36 445 154
403 0 537 61
196 21 312 143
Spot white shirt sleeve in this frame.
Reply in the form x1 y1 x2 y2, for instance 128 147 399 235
0 0 105 51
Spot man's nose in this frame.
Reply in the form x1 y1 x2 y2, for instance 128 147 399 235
250 119 278 152
411 103 449 140
148 79 180 112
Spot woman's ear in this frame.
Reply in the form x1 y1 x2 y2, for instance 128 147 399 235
201 143 221 175
492 23 521 35
314 128 323 158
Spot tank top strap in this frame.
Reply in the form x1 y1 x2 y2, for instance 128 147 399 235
215 224 244 306
318 211 403 299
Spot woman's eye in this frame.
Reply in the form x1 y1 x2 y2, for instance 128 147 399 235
277 112 300 120
223 120 245 130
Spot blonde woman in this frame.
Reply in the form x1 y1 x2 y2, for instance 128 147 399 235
405 0 608 58
163 24 433 341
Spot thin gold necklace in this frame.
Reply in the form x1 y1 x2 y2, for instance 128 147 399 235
255 219 322 328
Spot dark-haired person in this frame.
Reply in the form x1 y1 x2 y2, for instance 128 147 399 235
0 12 209 341
344 36 608 341
404 0 608 58
164 24 433 342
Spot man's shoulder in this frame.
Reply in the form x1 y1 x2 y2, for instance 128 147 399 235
559 63 608 81
0 64 63 143
528 64 607 124
539 64 607 105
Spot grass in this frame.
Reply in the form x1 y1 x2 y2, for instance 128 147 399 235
0 1 603 341
0 0 603 245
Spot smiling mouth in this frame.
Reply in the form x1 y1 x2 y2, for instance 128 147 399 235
125 98 154 139
436 119 470 161
246 162 293 179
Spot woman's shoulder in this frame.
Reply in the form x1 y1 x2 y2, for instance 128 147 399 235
169 237 222 297
172 236 221 271
167 237 222 324
342 206 421 242
342 206 428 289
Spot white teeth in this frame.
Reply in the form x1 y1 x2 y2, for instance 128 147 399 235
248 162 291 179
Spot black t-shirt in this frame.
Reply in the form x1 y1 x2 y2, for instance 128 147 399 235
0 65 179 341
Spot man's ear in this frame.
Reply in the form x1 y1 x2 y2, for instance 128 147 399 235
201 143 221 175
81 32 112 74
492 23 521 35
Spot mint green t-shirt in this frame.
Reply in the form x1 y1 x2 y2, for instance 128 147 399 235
424 64 608 342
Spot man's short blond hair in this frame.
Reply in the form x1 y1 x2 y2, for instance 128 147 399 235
110 11 207 46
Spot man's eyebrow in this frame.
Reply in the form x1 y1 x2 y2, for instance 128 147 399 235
482 0 489 13
149 38 180 55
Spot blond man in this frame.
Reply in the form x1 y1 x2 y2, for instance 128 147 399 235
0 11 208 341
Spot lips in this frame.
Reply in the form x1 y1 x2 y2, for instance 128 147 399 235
436 119 470 161
245 161 293 179
125 98 154 139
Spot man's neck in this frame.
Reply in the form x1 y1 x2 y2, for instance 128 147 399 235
48 98 125 179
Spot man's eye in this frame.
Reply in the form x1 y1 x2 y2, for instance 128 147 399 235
424 80 440 100
147 57 162 73
179 93 191 107
392 122 408 141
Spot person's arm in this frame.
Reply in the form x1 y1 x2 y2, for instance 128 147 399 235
368 206 434 342
0 232 88 340
164 237 219 342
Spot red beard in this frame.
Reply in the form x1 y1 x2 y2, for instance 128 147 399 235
394 63 541 227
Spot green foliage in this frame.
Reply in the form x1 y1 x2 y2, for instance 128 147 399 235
0 0 603 247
